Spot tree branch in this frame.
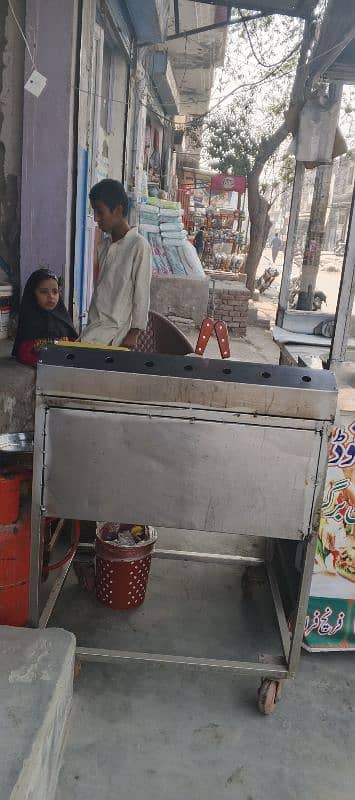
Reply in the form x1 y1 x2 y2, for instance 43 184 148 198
238 10 302 70
250 17 316 180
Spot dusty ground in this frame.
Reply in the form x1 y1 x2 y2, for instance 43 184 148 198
184 322 279 364
258 247 354 318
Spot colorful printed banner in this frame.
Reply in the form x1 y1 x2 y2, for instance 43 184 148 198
304 415 355 651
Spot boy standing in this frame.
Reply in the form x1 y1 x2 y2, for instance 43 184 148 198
81 179 152 349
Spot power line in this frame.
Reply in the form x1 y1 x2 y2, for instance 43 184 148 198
8 0 36 70
74 85 173 130
179 10 348 135
238 10 302 70
181 60 297 135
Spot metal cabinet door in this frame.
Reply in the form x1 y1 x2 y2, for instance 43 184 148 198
42 408 321 539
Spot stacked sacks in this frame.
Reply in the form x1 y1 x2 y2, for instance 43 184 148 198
138 203 160 236
160 208 186 247
138 201 205 279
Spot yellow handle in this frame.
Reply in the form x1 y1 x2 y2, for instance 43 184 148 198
54 341 129 352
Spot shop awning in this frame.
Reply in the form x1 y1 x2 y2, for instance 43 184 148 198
125 0 170 44
150 50 180 116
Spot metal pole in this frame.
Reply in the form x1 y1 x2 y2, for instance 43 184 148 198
328 181 355 370
173 0 180 34
29 398 46 627
276 161 305 327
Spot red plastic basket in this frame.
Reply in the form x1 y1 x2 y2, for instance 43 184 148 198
95 525 157 610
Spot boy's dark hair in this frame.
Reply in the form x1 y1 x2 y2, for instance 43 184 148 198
89 179 128 216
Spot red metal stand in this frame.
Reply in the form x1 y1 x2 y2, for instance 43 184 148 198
195 318 230 359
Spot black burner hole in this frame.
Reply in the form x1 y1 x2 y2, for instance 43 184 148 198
302 375 312 383
261 371 271 379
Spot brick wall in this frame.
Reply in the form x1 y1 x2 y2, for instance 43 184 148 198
208 283 251 337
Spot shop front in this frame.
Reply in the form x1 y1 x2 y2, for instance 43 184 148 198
73 0 132 330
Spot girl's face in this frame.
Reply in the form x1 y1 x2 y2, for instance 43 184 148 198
34 278 59 311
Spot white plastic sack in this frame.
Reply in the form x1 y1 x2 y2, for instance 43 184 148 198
296 92 341 164
179 241 206 278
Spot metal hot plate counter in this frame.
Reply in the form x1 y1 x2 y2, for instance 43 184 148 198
31 346 337 710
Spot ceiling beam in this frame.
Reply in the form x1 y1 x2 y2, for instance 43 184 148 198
183 1 309 18
166 11 269 41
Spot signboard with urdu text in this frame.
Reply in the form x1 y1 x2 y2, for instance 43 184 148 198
304 414 355 651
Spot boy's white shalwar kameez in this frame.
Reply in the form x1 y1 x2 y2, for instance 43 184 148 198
82 228 152 346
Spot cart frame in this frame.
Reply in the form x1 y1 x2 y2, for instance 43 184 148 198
29 355 335 709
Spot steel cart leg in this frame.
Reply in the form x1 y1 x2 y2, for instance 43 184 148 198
29 402 46 627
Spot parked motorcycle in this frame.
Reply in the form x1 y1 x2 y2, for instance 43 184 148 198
289 276 327 310
255 266 279 293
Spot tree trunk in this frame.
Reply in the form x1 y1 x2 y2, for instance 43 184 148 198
296 162 333 309
241 16 318 293
245 172 272 293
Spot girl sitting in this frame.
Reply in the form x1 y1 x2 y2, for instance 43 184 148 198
12 269 77 367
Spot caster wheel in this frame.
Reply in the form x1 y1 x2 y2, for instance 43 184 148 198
74 657 82 681
257 679 280 715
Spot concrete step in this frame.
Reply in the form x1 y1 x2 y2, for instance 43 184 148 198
0 626 75 800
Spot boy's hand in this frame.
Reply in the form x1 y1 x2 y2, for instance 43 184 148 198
121 329 140 349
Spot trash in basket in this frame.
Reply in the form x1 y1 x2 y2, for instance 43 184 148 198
95 523 157 610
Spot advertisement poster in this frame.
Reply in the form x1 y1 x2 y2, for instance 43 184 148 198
210 174 247 193
304 415 355 651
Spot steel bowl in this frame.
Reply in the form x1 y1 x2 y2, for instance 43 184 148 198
0 432 34 454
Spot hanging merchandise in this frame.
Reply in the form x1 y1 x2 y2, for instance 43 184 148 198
148 129 161 184
202 209 245 272
141 171 149 201
149 148 161 176
0 284 13 340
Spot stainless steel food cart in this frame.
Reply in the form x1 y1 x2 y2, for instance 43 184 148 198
30 347 337 712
